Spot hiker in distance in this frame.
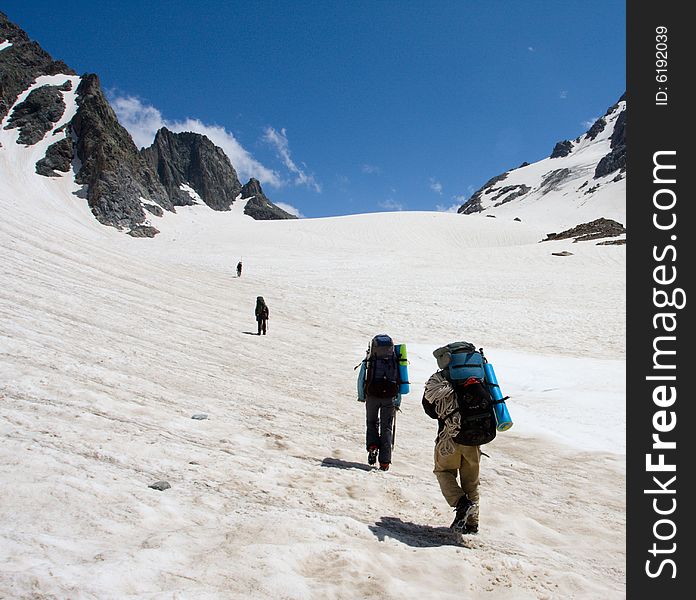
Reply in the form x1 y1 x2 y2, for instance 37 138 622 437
422 341 499 535
255 296 269 335
356 334 409 472
236 260 243 277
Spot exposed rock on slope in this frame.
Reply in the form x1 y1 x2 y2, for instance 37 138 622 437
0 12 76 121
240 178 297 220
457 94 626 229
540 218 626 244
594 95 626 179
141 129 296 219
35 135 73 176
71 74 173 228
550 140 573 159
4 80 70 144
141 127 243 210
2 11 300 234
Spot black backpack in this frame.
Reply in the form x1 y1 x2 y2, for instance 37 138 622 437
364 334 400 398
450 375 497 446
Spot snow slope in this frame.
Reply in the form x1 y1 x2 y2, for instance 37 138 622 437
1 85 626 599
463 99 626 230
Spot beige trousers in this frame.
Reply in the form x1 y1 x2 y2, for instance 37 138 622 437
433 443 481 525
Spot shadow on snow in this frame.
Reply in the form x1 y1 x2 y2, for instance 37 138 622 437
369 516 464 548
320 457 373 472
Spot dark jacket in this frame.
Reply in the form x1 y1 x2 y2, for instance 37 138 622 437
255 297 269 321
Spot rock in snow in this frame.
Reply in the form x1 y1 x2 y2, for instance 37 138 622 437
148 481 171 491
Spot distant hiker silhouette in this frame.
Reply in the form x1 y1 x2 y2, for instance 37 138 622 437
236 261 243 277
422 342 498 535
356 334 408 471
255 296 269 335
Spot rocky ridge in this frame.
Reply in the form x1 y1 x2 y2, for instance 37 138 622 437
0 12 75 122
457 93 626 231
141 127 243 210
540 218 626 244
1 11 298 235
240 178 297 220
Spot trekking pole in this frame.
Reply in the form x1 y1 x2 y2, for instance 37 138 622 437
392 410 397 449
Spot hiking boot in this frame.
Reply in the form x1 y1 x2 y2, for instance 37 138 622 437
379 463 390 471
461 522 479 535
367 446 378 465
450 494 475 531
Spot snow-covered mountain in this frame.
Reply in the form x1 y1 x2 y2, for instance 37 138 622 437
0 11 294 238
459 95 626 232
1 11 626 599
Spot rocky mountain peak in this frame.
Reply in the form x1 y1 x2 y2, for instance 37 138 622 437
240 177 263 197
2 12 302 235
240 177 297 220
71 74 172 228
457 92 626 229
0 11 76 121
550 140 573 159
141 127 243 210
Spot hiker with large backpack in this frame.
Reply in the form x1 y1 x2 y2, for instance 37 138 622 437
422 341 510 535
356 334 409 471
255 296 269 335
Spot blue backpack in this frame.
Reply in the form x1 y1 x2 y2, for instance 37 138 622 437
431 341 496 445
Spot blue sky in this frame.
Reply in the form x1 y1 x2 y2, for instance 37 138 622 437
5 1 625 218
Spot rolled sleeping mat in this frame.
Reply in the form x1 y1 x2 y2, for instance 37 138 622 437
357 360 366 401
395 343 410 395
483 361 513 431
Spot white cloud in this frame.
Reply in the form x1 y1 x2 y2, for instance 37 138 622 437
263 127 321 193
582 117 599 129
361 164 381 174
528 46 535 52
436 202 462 213
274 202 304 218
559 90 568 99
110 94 282 188
437 193 468 212
429 177 443 194
378 199 404 211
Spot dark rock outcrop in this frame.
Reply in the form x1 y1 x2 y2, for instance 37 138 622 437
0 11 76 121
3 12 296 233
539 168 571 195
142 203 164 217
240 178 297 220
141 127 243 209
550 140 573 159
148 481 171 491
4 81 70 145
35 135 73 176
458 172 509 214
456 92 626 217
71 74 173 228
585 117 606 141
491 184 531 206
540 218 626 243
128 225 160 238
594 104 626 179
